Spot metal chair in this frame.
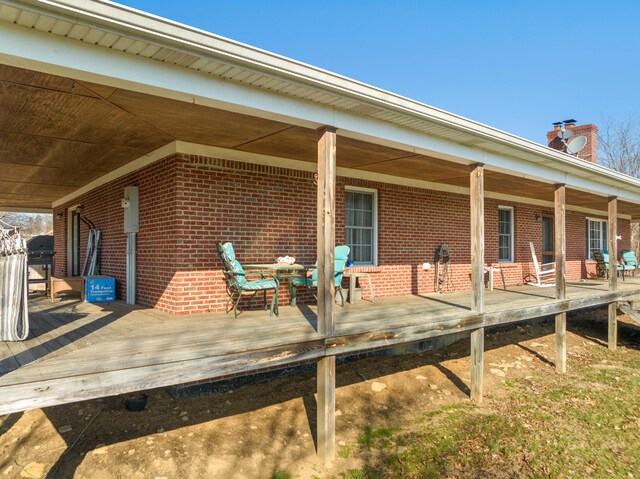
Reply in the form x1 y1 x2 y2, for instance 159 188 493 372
216 242 279 317
290 245 350 307
596 250 631 281
621 250 639 277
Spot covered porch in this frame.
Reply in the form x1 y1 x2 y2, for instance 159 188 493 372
3 1 640 462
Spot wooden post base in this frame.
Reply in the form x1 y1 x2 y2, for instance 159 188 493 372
317 356 336 463
470 328 484 403
608 302 617 351
555 312 566 373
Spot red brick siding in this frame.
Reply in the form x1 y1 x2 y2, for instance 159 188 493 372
53 152 632 314
53 156 179 312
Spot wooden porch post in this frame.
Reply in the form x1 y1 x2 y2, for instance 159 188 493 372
316 126 337 462
470 163 484 403
470 163 485 314
608 196 618 350
554 184 567 373
608 197 618 292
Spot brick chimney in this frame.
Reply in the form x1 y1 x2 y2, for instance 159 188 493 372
547 120 598 164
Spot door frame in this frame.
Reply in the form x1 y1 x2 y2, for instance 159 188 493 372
541 215 554 264
66 205 82 276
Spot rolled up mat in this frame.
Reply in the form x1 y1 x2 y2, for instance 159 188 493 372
0 238 29 341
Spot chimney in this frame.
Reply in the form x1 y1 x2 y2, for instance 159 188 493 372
547 120 598 164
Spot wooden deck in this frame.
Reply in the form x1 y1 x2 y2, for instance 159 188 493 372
2 279 640 416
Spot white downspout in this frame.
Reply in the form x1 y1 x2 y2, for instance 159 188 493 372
126 232 136 305
122 186 139 305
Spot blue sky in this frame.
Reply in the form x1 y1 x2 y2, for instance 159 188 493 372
121 1 639 145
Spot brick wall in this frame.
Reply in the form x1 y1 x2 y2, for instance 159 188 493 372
53 152 632 314
53 155 179 312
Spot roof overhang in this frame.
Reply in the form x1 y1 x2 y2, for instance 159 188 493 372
1 0 639 214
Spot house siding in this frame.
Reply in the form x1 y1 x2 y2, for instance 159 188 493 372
52 153 632 314
53 155 179 312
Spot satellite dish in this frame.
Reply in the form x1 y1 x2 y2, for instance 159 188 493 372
557 129 574 140
566 135 587 155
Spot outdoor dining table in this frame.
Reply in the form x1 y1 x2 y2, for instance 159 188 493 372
244 263 306 305
244 263 305 280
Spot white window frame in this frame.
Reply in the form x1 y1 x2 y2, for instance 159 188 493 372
586 217 608 259
498 206 514 263
345 186 378 266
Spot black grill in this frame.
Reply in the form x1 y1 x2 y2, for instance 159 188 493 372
27 235 54 291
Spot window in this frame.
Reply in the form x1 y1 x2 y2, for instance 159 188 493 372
587 219 608 259
346 187 377 265
498 206 514 263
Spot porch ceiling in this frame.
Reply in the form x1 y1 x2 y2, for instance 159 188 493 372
2 64 640 218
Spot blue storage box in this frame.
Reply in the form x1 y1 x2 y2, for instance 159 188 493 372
83 275 116 303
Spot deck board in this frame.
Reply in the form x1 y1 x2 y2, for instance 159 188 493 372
1 280 639 415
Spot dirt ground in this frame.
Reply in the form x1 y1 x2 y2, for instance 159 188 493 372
1 310 638 479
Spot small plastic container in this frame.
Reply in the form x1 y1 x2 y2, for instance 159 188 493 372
124 393 148 412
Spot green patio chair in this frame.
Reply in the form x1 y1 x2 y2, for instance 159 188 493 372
216 242 279 317
594 250 628 281
621 250 639 277
290 245 350 307
604 250 634 280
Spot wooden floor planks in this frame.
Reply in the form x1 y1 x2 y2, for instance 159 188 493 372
1 280 639 415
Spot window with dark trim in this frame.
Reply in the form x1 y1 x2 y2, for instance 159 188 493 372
345 188 377 265
498 206 514 263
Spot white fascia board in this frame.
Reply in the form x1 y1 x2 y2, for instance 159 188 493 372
335 116 640 203
0 21 331 128
2 20 640 205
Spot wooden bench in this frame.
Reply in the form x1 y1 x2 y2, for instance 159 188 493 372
50 276 85 302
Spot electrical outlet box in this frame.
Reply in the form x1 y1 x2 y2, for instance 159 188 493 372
123 186 139 233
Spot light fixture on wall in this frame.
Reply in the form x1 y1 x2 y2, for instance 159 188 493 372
55 212 64 219
535 214 542 223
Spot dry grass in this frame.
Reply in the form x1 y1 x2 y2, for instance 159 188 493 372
337 324 640 479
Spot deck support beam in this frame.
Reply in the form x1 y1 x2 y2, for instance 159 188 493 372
470 329 484 402
317 356 336 461
555 184 566 373
608 197 618 292
608 302 618 351
469 163 484 403
316 126 337 463
607 197 618 351
555 313 566 373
